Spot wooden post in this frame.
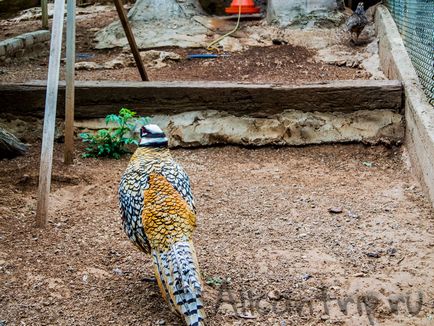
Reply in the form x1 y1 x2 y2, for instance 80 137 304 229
64 0 76 165
41 0 49 29
36 0 65 228
113 0 149 81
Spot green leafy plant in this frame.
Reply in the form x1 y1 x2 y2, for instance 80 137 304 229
204 275 232 288
79 108 149 159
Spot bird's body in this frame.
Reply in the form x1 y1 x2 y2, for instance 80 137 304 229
119 125 205 326
346 2 368 43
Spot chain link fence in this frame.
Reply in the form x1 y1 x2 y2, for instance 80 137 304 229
384 0 433 105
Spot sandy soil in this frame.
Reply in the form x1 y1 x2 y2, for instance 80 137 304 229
0 6 369 83
0 4 430 326
0 142 433 326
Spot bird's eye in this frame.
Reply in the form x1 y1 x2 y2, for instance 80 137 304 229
141 128 149 137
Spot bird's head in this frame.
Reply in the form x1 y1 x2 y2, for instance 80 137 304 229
139 124 168 148
355 2 365 14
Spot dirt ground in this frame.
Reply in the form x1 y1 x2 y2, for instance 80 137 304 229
1 4 431 326
0 141 433 326
0 6 368 83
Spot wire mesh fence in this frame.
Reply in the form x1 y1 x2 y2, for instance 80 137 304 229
384 0 434 105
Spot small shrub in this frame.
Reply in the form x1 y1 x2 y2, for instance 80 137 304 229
204 275 232 288
79 108 149 159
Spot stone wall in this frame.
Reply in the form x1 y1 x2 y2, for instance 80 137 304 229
73 109 404 147
376 5 434 208
267 0 338 27
0 30 50 61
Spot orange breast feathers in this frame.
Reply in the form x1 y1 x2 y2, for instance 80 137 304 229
142 173 197 251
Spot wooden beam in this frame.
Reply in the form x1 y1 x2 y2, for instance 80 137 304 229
64 0 76 165
113 0 148 81
35 0 65 228
0 80 403 119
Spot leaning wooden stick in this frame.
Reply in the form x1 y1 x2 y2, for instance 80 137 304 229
113 0 149 81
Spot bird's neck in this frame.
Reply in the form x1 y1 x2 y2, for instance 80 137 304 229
135 146 169 156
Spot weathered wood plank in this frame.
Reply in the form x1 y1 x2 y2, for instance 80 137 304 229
64 0 76 165
36 0 65 228
0 80 403 119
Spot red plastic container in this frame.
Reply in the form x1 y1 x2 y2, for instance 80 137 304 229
225 0 260 14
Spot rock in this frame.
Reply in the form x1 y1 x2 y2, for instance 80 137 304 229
268 290 281 300
302 273 312 281
112 268 123 276
387 248 397 256
328 207 343 214
76 108 404 148
321 314 329 320
76 50 181 71
138 50 181 69
256 299 271 312
219 302 236 314
102 59 125 70
347 211 359 219
0 127 28 159
139 50 181 62
266 0 337 27
238 312 256 319
95 0 209 49
75 61 103 70
366 252 380 258
272 39 288 45
86 267 111 279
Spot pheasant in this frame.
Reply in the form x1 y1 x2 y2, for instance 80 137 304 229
346 2 368 44
118 124 205 326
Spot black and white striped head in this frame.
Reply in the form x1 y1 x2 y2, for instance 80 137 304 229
355 2 365 14
139 124 168 147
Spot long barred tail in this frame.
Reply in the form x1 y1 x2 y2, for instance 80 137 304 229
152 241 206 326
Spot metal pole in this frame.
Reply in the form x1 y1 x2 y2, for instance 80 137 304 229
36 0 65 228
113 0 149 81
64 0 76 165
41 0 49 29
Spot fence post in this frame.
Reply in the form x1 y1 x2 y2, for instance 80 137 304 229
41 0 49 29
64 0 76 165
36 0 66 227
